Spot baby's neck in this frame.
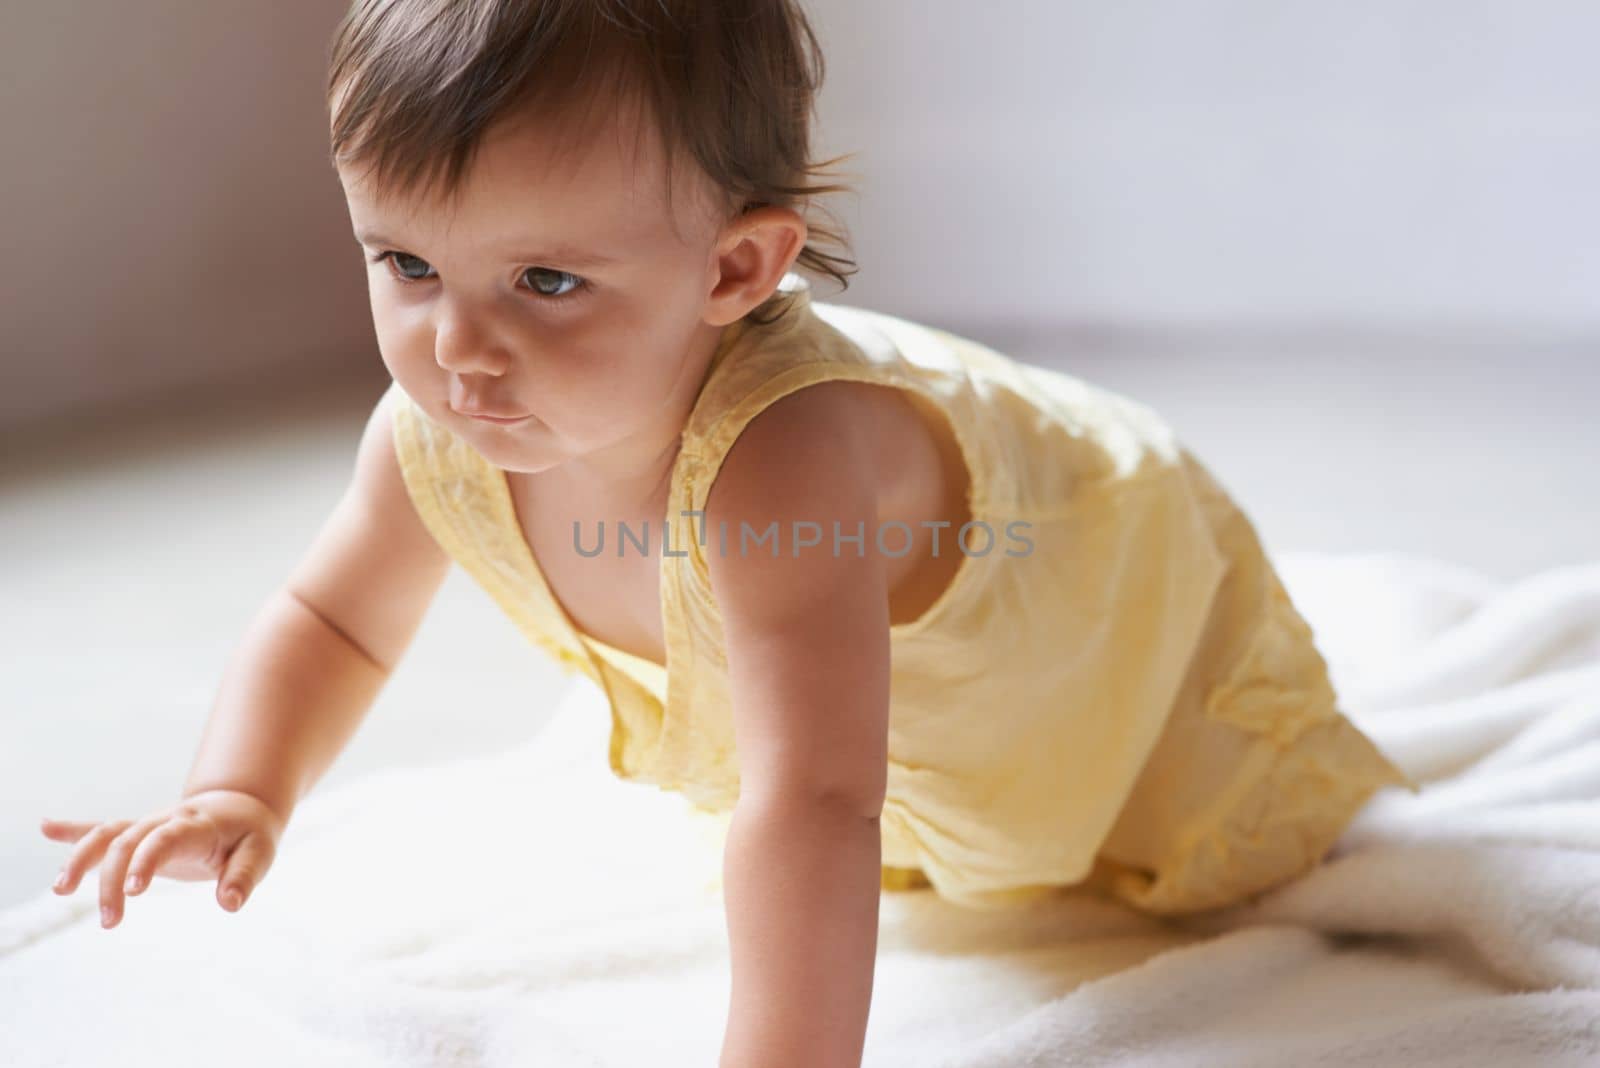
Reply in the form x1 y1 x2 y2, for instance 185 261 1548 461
521 423 685 526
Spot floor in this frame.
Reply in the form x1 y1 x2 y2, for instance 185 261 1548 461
4 332 1596 912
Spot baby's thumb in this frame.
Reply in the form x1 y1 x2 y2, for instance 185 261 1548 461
216 831 275 912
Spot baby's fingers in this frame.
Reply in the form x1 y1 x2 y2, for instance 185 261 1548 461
52 820 131 896
98 815 167 928
40 817 99 845
123 817 210 897
216 830 276 912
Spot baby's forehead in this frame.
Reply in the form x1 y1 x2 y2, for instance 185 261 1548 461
345 107 719 237
341 180 726 274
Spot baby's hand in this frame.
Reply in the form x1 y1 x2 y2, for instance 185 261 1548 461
40 789 287 929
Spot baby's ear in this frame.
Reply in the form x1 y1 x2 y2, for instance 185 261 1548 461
705 205 807 324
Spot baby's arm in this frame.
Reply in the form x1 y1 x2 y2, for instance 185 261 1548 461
705 382 891 1068
43 391 450 927
181 390 450 819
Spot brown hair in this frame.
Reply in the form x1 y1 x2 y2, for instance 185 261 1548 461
326 0 858 325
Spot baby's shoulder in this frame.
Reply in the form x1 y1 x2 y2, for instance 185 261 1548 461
731 373 944 496
707 377 885 514
703 373 968 611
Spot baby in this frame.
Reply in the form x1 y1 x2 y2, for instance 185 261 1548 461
40 2 1419 1066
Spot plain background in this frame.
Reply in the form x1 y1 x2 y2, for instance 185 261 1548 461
3 1 1596 425
3 2 1596 911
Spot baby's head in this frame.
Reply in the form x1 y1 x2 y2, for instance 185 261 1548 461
326 0 856 475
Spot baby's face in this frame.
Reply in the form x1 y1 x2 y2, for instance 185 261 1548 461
337 101 732 476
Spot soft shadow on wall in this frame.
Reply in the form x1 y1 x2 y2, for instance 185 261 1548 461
0 4 381 435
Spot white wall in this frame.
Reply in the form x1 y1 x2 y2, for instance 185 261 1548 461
807 0 1600 339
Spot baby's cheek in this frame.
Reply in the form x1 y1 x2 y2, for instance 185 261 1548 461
565 373 654 437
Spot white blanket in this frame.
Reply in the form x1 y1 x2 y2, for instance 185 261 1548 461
5 551 1600 1067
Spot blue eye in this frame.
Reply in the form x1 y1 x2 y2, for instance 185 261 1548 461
368 252 590 303
379 251 434 282
522 267 586 299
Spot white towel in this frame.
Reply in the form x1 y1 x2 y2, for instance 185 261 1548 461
4 550 1599 1067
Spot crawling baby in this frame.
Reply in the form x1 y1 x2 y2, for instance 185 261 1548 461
41 3 1416 1066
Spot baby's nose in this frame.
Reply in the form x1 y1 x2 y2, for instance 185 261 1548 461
434 306 513 375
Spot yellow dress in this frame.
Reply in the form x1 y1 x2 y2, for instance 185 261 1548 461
386 272 1420 915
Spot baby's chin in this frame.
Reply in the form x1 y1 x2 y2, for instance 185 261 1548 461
461 420 565 473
